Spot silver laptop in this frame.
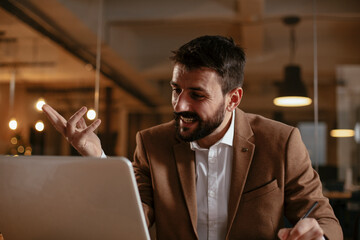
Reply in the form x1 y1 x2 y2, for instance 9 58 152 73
0 155 150 240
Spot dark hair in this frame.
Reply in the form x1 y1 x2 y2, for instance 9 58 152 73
170 35 246 94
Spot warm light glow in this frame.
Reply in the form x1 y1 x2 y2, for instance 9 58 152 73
273 96 312 107
10 137 18 145
36 98 46 111
9 119 18 130
87 109 96 120
35 121 45 132
24 146 32 156
84 63 93 71
24 150 32 156
330 129 355 138
17 145 25 153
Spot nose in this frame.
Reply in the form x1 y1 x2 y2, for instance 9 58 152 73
173 92 191 112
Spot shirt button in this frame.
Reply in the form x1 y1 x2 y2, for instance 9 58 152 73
209 221 216 228
208 190 215 198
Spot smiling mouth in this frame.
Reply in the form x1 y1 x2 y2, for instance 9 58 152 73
180 116 197 123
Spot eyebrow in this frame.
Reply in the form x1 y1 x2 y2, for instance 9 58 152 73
170 81 206 92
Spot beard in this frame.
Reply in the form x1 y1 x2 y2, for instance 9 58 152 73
174 102 226 142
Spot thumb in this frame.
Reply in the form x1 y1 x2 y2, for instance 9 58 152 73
278 228 291 240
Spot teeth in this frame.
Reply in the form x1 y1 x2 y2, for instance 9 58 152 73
181 116 195 123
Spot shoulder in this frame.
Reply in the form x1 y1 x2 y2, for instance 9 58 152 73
134 120 183 161
245 112 294 133
137 120 178 143
235 109 297 143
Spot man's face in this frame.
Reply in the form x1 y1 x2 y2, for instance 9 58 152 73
171 64 227 142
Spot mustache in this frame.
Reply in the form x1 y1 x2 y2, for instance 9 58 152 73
173 111 200 120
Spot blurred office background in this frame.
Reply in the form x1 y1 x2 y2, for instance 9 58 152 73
0 0 360 238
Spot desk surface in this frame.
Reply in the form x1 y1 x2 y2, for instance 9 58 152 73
323 191 352 199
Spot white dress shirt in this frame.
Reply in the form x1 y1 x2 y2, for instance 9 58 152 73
190 112 235 240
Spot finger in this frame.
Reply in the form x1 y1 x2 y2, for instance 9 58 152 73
42 104 67 136
288 218 323 240
278 228 291 240
297 226 323 240
66 107 87 140
297 219 324 240
76 117 87 130
83 119 101 135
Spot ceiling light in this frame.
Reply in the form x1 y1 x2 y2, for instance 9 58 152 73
35 120 44 132
17 145 25 153
10 137 18 145
35 98 46 111
9 118 17 130
274 96 312 107
87 109 96 120
24 147 32 156
274 65 312 107
330 129 355 138
274 16 312 107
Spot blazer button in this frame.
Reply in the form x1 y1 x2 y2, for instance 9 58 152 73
241 147 249 152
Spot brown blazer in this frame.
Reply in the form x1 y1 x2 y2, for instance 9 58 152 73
133 108 342 240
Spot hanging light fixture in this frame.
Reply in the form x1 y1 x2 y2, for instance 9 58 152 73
8 70 18 130
273 16 312 107
330 78 355 138
330 129 354 138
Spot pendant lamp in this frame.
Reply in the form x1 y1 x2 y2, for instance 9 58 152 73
330 81 355 138
273 16 312 107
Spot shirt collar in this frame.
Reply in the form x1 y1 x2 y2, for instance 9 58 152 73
190 110 235 150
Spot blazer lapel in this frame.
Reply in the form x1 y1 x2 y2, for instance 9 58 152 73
174 142 198 237
226 109 255 237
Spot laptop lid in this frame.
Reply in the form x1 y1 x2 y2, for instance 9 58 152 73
0 155 150 240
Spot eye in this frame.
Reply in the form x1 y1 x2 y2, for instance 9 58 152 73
190 92 205 100
172 88 182 95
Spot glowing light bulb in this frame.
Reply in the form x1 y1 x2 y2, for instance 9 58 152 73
273 96 312 107
24 146 32 155
36 98 46 111
17 145 25 153
330 129 355 138
35 120 44 132
24 150 32 156
9 119 18 130
10 137 18 145
87 109 96 120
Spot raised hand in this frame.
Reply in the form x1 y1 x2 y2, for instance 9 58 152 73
42 104 103 157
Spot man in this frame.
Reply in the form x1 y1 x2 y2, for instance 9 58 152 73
43 35 342 239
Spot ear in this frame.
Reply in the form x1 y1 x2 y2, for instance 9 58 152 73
226 87 243 112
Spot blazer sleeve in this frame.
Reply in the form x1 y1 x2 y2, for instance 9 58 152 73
132 131 155 227
284 128 343 240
